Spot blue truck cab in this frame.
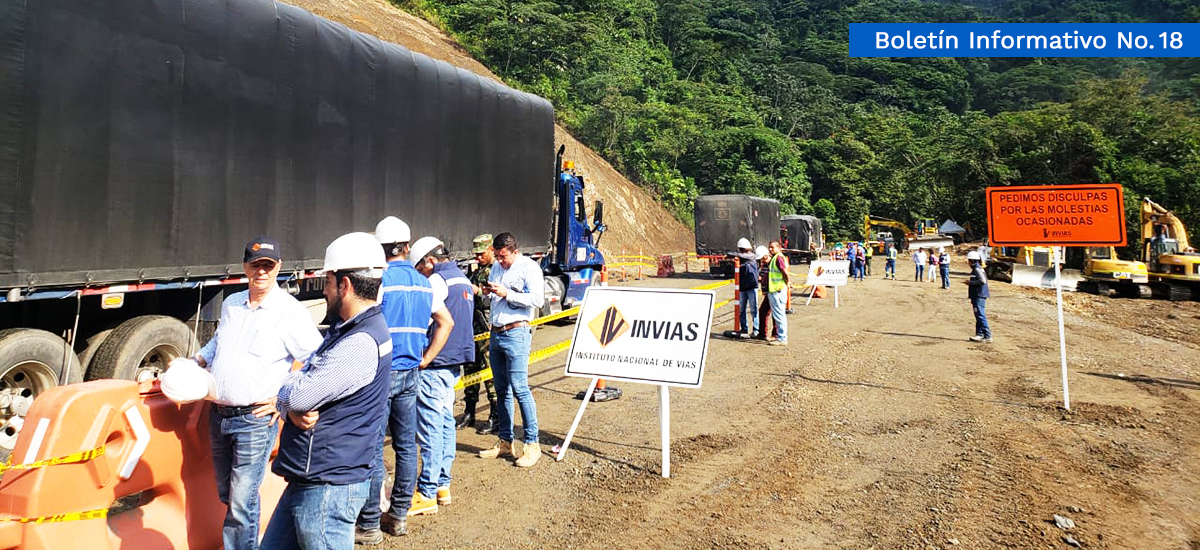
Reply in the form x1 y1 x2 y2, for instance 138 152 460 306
540 146 607 316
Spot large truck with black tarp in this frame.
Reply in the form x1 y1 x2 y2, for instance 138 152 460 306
694 195 781 277
780 215 823 264
0 0 605 457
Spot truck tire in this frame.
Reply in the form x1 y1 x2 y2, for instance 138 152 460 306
76 329 114 380
86 316 195 382
0 329 79 460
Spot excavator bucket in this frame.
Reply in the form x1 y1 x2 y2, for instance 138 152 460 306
1010 265 1082 290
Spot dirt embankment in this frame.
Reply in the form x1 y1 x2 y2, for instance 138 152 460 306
286 0 695 258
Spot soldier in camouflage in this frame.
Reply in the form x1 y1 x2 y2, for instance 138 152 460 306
460 233 499 434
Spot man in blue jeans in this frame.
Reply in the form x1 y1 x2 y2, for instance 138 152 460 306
964 250 992 342
353 217 450 544
479 233 545 467
729 238 759 338
409 236 474 516
194 236 322 550
262 232 391 550
765 241 792 346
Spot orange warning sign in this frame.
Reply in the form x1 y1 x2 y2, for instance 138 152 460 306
986 184 1126 246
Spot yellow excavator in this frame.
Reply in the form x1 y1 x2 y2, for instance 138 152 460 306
863 215 954 252
1142 197 1200 300
1079 246 1151 298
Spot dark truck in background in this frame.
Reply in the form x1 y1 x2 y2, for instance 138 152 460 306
694 195 781 278
0 0 604 457
781 215 824 264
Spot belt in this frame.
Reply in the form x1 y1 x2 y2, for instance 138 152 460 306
491 320 530 333
214 404 259 417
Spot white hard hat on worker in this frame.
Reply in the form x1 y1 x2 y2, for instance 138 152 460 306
409 236 444 275
375 216 411 244
966 251 981 261
755 245 769 259
737 237 752 250
319 232 388 277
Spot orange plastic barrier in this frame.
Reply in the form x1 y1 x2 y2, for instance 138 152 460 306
656 255 675 278
0 380 286 550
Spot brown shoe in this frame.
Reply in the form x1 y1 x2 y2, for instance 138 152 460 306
515 442 541 467
479 439 514 459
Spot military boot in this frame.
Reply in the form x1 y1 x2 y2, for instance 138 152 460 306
477 410 498 435
456 401 476 430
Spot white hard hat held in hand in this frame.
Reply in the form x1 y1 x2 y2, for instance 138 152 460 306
319 232 389 278
409 236 444 265
737 237 752 250
374 216 411 244
160 358 217 404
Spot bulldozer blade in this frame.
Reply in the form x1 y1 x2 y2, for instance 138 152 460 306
1009 265 1082 290
909 237 954 250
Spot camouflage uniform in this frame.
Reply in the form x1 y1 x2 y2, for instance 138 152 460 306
461 234 497 432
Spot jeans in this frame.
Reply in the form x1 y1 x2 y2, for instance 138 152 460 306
767 289 788 343
971 297 991 338
209 409 279 550
417 366 459 497
885 259 895 278
941 265 950 288
358 368 419 529
915 265 924 281
491 327 538 444
864 258 871 275
758 294 775 339
738 290 758 334
261 479 369 550
854 261 864 280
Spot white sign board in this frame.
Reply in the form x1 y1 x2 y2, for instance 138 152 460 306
804 260 850 287
565 287 715 388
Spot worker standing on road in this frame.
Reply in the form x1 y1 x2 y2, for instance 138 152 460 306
939 248 951 289
928 249 939 283
730 237 760 338
754 246 775 341
766 241 791 346
479 232 545 467
885 244 897 280
864 243 873 276
913 248 926 282
192 236 323 550
463 233 498 434
263 232 391 550
409 237 472 517
854 244 866 282
964 250 992 343
353 217 442 543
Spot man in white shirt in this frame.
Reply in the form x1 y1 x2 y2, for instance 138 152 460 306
912 248 927 282
194 236 323 550
477 232 545 467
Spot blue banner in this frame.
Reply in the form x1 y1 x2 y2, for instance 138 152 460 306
849 23 1200 57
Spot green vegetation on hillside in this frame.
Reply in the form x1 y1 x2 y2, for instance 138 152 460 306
401 0 1200 247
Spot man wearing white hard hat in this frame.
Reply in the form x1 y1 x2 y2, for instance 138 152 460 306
727 237 759 338
353 217 449 543
262 232 392 550
409 236 472 517
964 250 992 343
189 236 322 550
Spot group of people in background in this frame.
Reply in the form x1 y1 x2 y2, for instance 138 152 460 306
911 247 952 288
190 221 545 550
730 238 791 346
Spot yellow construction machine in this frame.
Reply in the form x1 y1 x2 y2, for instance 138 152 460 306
983 244 1079 289
1079 246 1151 298
1141 197 1200 300
863 215 953 252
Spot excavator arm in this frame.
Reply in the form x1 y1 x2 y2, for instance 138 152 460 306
1142 197 1191 251
863 215 913 241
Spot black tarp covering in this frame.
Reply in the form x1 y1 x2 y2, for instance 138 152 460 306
781 214 822 251
0 0 555 288
693 195 780 255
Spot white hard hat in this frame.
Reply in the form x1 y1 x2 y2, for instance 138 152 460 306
374 216 411 244
755 245 769 259
938 247 945 253
409 236 444 264
160 358 216 404
966 251 981 261
318 232 388 277
736 237 752 250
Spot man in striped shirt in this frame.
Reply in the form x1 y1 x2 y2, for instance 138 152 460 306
354 217 451 544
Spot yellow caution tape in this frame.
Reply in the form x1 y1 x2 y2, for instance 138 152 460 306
529 339 572 364
454 367 493 391
0 508 108 523
0 445 105 475
691 279 734 291
532 306 581 327
714 298 734 309
606 262 655 268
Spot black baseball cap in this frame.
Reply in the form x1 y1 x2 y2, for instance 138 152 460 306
244 236 281 264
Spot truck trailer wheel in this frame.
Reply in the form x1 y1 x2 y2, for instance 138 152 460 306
86 316 195 383
0 329 80 460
